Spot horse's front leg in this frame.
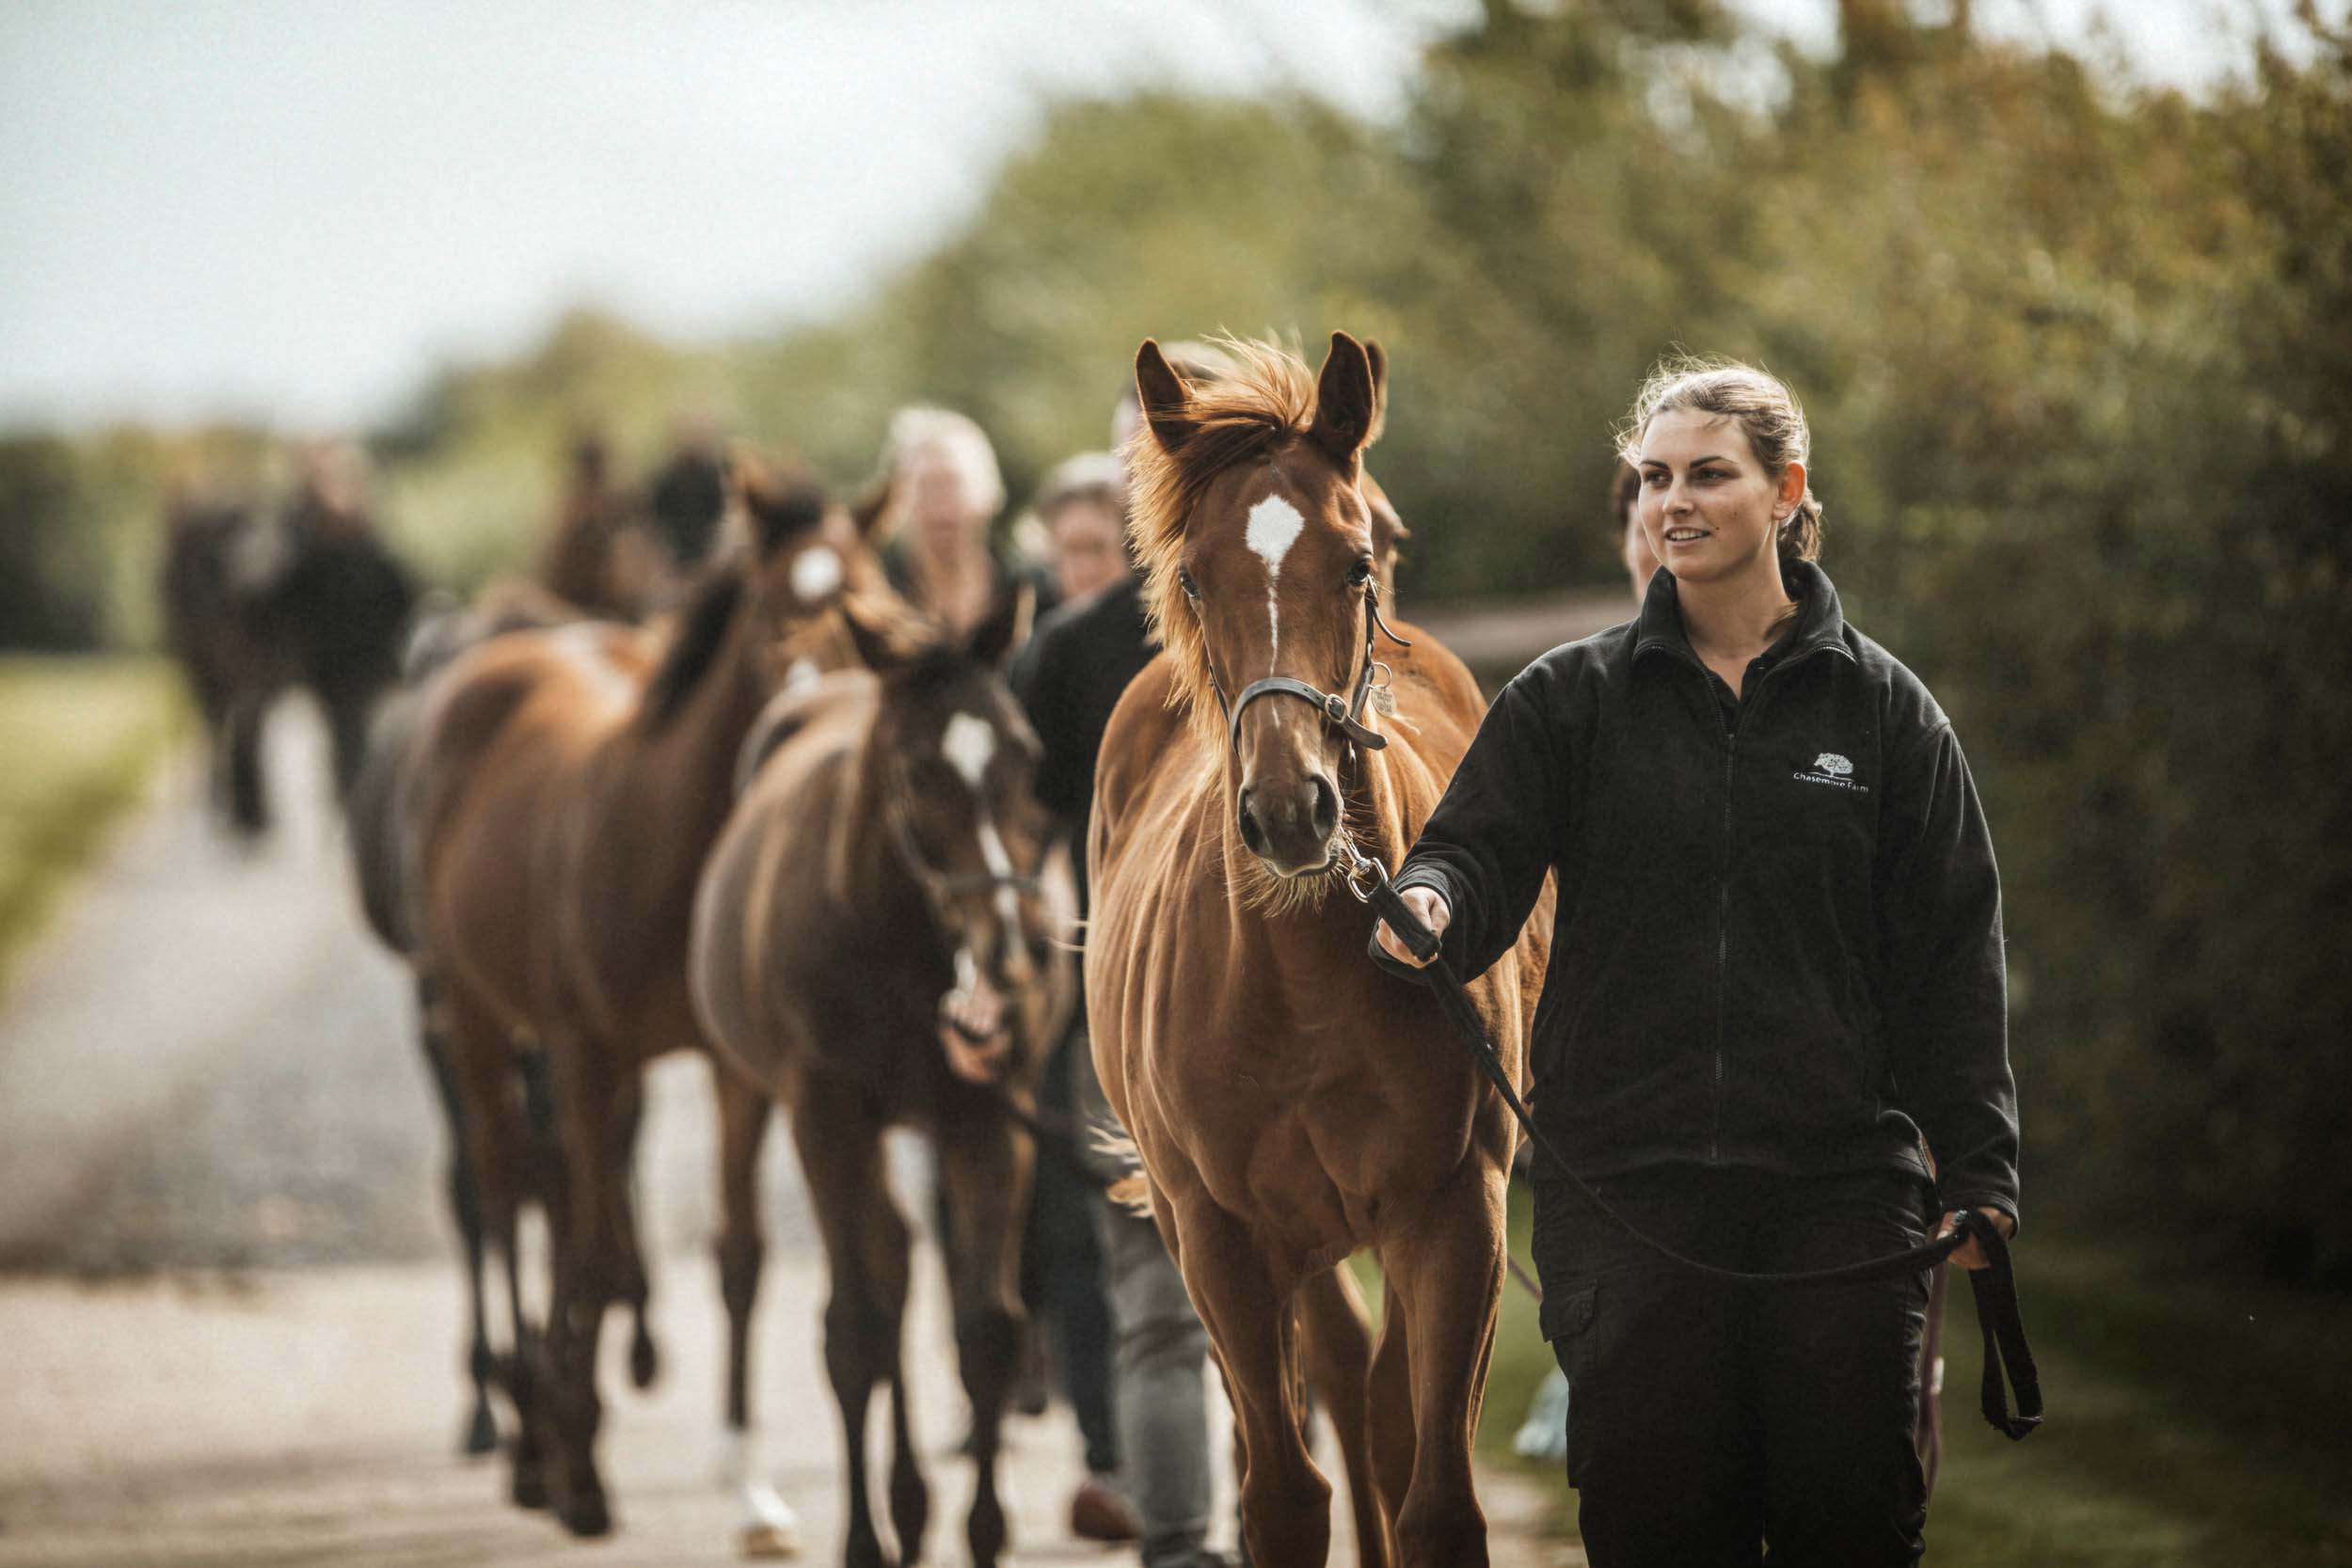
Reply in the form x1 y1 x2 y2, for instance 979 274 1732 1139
1377 1164 1509 1568
1296 1261 1394 1568
1166 1193 1332 1567
934 1100 1035 1568
712 1059 799 1558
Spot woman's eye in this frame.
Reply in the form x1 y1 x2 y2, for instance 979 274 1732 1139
1643 470 1667 487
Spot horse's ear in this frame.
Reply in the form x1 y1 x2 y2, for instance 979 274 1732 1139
838 594 912 673
731 445 826 557
1135 340 1200 452
966 581 1032 671
1363 340 1389 447
849 468 897 543
1311 331 1376 467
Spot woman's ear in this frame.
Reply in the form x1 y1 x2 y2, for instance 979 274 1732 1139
1776 459 1807 520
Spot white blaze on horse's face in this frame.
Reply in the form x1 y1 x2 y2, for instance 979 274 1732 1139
1243 494 1308 671
789 545 844 604
941 710 1026 942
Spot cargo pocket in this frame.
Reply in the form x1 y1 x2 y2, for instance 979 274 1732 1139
1538 1279 1598 1489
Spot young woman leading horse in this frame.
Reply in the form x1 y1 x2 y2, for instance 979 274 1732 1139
1088 333 1552 1568
396 453 890 1547
1375 358 2020 1565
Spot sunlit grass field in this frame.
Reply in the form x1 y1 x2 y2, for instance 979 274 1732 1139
1464 1181 2352 1566
0 656 185 993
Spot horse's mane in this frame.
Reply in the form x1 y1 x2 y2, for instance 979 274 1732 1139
642 562 746 730
1123 337 1319 750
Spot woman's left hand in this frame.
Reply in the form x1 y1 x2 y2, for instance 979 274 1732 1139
1936 1205 2017 1271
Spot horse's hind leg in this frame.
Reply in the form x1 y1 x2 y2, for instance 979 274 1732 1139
1168 1196 1332 1567
711 1061 799 1558
1375 1171 1508 1568
933 1103 1035 1568
790 1079 905 1568
439 976 548 1508
1297 1264 1392 1568
419 974 499 1455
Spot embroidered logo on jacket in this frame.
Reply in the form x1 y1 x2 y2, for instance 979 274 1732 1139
1795 751 1869 792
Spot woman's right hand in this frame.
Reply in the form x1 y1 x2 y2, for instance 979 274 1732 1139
1375 885 1451 968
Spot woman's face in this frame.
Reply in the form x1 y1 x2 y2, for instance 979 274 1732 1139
1634 408 1800 589
1048 497 1126 602
907 445 982 556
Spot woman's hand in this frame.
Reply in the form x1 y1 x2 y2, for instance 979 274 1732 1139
1936 1205 2017 1271
1374 886 1451 969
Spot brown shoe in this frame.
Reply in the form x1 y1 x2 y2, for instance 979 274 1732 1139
1068 1475 1139 1543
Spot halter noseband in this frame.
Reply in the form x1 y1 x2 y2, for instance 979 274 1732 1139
1209 582 1413 756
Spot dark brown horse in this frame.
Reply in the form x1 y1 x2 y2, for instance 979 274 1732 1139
1089 334 1552 1567
691 594 1074 1568
395 454 888 1546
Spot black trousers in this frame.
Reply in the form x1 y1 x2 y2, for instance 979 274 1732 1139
1533 1164 1933 1568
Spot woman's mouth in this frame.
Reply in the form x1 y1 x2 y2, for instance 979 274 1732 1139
1664 527 1708 546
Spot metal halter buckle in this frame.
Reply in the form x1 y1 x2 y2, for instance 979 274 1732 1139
1337 842 1390 904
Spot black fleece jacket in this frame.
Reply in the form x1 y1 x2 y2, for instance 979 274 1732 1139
1380 560 2019 1227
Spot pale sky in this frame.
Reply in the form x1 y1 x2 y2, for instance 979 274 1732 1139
0 0 2325 433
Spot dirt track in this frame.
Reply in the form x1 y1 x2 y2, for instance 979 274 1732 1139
0 705 1579 1566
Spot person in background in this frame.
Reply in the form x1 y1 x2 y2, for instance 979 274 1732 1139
1375 356 2018 1566
644 410 729 573
882 405 1055 635
1011 346 1237 1568
1614 458 1659 604
1034 451 1130 608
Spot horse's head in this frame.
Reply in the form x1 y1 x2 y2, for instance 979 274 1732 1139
843 594 1071 1013
1127 331 1398 882
731 448 893 671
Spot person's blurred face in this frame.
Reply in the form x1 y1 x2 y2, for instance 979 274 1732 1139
1634 409 1799 590
907 444 981 557
1621 496 1660 605
1048 497 1126 602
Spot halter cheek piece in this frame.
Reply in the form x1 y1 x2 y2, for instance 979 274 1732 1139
882 763 1043 907
1206 582 1413 758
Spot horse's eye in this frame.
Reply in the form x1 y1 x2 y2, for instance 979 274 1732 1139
1347 558 1374 587
1177 567 1200 601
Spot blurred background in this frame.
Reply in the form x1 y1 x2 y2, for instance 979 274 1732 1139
3 2 2349 1564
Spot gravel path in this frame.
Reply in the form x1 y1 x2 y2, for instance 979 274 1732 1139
0 701 1580 1566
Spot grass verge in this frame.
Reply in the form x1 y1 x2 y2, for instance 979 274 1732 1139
0 655 186 996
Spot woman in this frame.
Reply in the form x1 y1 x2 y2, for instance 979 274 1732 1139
882 405 1053 636
1374 358 2018 1566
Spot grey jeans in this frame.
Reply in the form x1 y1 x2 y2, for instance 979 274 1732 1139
1076 1044 1219 1568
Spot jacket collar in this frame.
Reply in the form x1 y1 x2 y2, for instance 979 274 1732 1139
1631 558 1853 669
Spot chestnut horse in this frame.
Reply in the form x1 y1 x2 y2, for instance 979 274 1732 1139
1089 334 1552 1568
396 455 889 1545
691 595 1074 1568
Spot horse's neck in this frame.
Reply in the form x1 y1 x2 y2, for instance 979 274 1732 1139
627 602 771 821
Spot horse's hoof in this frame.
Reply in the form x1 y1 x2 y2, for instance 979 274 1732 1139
560 1492 612 1538
738 1519 801 1559
629 1326 659 1389
509 1463 549 1512
461 1402 499 1456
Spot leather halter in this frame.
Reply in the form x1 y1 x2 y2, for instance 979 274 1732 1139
1207 581 1413 756
882 761 1042 905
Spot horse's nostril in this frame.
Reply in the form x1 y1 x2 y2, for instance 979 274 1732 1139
1236 788 1269 856
1310 774 1339 841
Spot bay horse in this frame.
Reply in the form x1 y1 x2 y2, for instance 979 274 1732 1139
691 593 1075 1568
1088 334 1552 1567
396 452 890 1546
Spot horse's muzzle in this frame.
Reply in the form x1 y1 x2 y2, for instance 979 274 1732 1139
1236 773 1341 873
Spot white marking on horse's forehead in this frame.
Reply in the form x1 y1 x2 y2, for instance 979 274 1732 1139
941 711 996 788
1243 492 1306 669
1244 494 1307 578
789 546 843 602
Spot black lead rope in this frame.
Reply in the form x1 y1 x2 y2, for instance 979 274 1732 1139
1354 859 2042 1441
